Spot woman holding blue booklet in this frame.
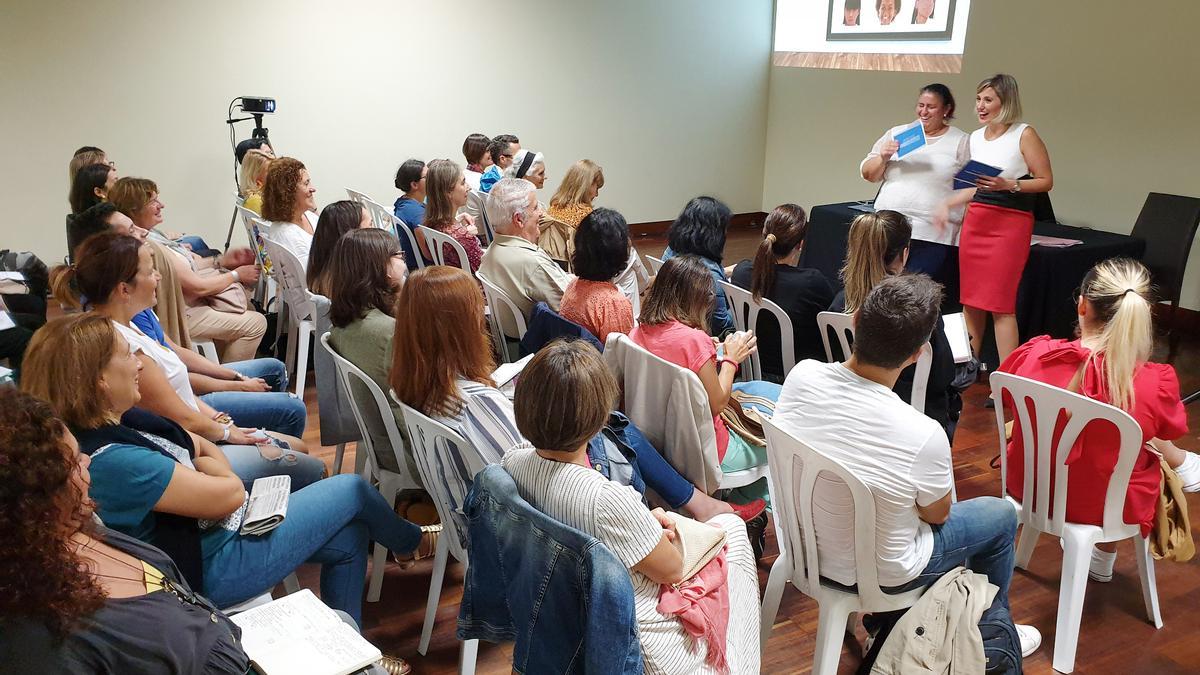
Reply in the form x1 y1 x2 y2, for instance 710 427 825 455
936 73 1054 364
860 83 969 281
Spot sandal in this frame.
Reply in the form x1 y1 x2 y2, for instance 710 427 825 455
376 655 412 675
393 524 442 568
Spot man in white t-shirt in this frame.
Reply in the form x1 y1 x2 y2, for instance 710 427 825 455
773 274 1040 656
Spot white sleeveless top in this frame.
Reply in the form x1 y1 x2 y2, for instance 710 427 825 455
112 319 199 411
969 123 1029 180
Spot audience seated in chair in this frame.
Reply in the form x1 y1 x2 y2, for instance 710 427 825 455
418 159 483 273
503 149 546 193
539 159 604 270
479 133 520 193
832 210 960 440
392 158 428 270
630 254 778 504
19 316 425 629
559 207 636 340
478 177 573 337
461 132 492 192
730 203 834 379
68 145 111 185
502 340 763 673
69 162 118 215
238 148 273 215
999 257 1200 582
662 197 737 337
326 228 418 478
306 200 372 296
49 234 320 487
262 157 319 269
772 274 1042 657
519 301 603 356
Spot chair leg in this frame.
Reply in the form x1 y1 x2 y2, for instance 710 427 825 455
759 552 789 651
284 324 298 388
1133 536 1164 629
1053 529 1099 674
812 596 853 675
1014 523 1041 570
458 638 479 675
332 442 346 475
293 325 311 397
367 479 403 603
418 534 451 656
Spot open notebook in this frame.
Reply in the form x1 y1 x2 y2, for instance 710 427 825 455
230 589 381 675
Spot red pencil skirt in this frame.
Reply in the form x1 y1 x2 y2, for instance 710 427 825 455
958 202 1034 314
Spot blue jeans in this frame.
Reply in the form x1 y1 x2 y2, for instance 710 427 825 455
890 496 1018 610
177 234 220 258
199 359 307 437
203 474 423 625
617 421 695 508
222 443 326 491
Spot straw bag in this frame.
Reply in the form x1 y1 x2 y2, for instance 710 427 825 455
664 512 727 581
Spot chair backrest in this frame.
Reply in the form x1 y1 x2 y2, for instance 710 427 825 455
762 416 895 606
358 195 394 231
359 197 425 271
816 311 854 363
465 191 493 246
422 226 472 275
310 304 361 446
614 247 649 320
345 187 371 205
719 280 796 380
645 255 664 275
236 206 271 265
990 371 1145 536
261 238 314 323
1128 192 1200 305
396 396 491 562
478 273 528 358
320 333 420 486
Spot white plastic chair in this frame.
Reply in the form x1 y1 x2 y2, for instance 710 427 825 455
421 227 473 276
396 397 486 675
614 246 649 321
645 254 665 275
236 204 276 308
719 280 797 381
357 196 425 270
261 238 315 397
345 187 371 204
478 274 527 363
319 333 423 602
815 311 932 414
990 372 1162 673
759 417 926 673
192 340 221 364
464 190 493 246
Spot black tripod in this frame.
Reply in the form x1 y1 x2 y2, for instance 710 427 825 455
222 112 271 251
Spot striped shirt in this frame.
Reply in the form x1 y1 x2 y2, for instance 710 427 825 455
502 447 762 674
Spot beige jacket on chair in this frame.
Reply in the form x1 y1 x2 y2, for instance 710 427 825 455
147 240 192 349
602 333 723 494
871 567 997 675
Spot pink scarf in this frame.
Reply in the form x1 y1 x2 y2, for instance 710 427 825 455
656 548 730 674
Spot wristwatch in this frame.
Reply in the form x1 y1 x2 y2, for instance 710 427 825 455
1009 180 1022 193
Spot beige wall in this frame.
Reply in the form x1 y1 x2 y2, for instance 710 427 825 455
762 0 1200 309
1 0 771 265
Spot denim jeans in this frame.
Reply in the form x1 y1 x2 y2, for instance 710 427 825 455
203 474 423 625
199 359 306 437
176 234 220 258
890 496 1019 610
222 443 326 491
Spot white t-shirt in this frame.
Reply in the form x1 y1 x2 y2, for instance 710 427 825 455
464 169 483 192
112 319 199 411
267 211 318 269
862 124 969 245
773 360 953 587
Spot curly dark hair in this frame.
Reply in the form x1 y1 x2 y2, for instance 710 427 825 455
0 388 105 635
667 196 731 263
260 157 307 222
572 207 630 282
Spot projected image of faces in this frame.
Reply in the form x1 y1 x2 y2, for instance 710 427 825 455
826 0 954 38
913 0 935 24
844 0 861 25
876 0 898 25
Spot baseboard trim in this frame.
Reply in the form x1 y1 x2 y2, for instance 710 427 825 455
629 211 768 238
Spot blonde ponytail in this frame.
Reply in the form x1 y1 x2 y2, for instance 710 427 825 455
840 210 911 313
49 265 83 310
1079 258 1153 411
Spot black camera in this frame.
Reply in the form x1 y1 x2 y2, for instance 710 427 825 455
241 96 276 114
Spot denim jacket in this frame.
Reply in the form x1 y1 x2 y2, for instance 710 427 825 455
586 412 645 497
458 465 643 675
663 246 735 337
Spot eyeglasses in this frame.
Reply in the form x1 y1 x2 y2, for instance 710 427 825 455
391 251 406 261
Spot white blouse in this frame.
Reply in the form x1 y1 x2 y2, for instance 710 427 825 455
267 211 318 269
112 319 199 411
862 124 970 245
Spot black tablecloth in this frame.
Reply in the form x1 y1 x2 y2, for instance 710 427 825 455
800 202 1146 346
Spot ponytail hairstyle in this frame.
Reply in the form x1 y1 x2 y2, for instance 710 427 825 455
750 203 808 301
1078 257 1154 411
50 232 142 310
840 210 911 313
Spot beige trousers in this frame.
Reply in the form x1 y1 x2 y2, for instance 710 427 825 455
185 305 267 363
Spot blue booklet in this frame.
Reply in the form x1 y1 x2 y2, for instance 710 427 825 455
893 121 926 159
953 160 1003 190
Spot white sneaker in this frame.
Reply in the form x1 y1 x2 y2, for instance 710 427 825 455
1174 452 1200 493
1016 624 1042 658
1089 546 1117 583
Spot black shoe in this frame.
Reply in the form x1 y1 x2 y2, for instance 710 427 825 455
745 511 768 561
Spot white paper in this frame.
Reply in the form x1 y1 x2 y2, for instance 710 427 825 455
0 312 14 332
0 271 24 281
492 354 534 399
943 313 971 364
231 589 381 675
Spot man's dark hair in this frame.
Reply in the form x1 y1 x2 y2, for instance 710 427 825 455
854 274 942 369
66 202 120 262
235 138 271 164
572 208 631 282
667 196 731 263
394 159 426 192
493 133 519 146
488 138 514 164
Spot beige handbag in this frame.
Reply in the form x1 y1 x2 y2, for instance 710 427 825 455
198 268 249 314
664 512 727 581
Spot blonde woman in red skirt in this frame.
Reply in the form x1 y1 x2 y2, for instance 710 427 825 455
936 73 1053 363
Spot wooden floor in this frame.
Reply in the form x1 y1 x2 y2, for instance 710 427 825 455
773 51 962 73
296 227 1200 674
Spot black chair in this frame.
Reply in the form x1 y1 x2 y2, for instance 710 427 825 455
1129 193 1200 359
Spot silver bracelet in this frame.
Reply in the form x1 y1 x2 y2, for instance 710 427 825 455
230 269 240 283
221 424 231 442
